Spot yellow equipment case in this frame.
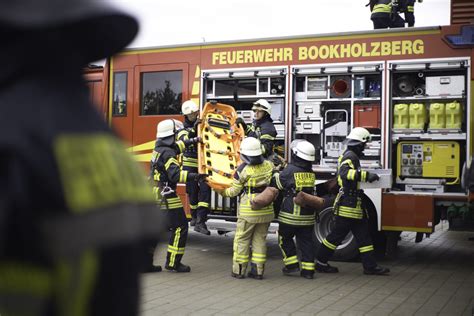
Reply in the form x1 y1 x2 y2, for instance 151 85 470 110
197 101 245 190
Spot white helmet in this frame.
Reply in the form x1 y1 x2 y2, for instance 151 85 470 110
252 99 272 115
291 140 316 162
240 137 262 156
181 100 199 115
156 119 183 138
346 127 371 146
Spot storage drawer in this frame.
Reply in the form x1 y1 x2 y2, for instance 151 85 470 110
297 101 322 120
426 75 465 96
295 121 321 134
354 104 381 128
237 110 254 124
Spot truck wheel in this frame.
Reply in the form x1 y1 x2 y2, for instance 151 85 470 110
313 197 358 261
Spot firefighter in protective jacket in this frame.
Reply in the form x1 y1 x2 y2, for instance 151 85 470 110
0 1 163 315
271 140 318 279
217 137 274 279
151 119 204 273
177 100 211 235
403 0 421 27
370 0 405 29
315 127 390 275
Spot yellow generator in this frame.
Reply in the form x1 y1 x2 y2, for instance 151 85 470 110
397 141 460 184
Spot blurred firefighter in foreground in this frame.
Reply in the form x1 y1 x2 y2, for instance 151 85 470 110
177 100 212 235
0 1 164 315
272 140 323 279
215 137 274 279
151 119 205 273
369 0 405 29
315 127 390 275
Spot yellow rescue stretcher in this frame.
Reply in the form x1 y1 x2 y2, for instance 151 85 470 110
198 101 245 190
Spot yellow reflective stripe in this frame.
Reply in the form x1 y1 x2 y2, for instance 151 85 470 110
168 245 185 254
301 262 315 270
189 204 198 210
274 173 284 190
183 157 198 162
323 238 337 250
361 171 367 182
251 253 266 263
260 134 275 140
283 256 299 265
373 3 391 13
169 227 182 267
54 134 154 213
165 158 179 170
408 5 414 12
359 245 374 253
179 170 188 182
347 169 356 181
337 211 363 219
340 159 355 169
183 162 198 167
177 140 185 153
198 202 209 208
0 263 52 296
177 130 189 140
57 250 98 316
234 254 249 263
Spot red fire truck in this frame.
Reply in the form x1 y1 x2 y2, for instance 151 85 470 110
85 17 474 259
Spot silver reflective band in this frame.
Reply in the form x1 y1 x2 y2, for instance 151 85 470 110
41 203 164 257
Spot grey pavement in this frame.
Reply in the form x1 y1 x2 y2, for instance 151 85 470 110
140 222 474 316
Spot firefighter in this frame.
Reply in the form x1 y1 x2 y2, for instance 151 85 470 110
216 137 274 279
177 100 211 235
237 99 277 161
370 0 405 29
271 140 318 279
403 0 422 27
0 1 163 315
151 119 206 272
315 127 390 275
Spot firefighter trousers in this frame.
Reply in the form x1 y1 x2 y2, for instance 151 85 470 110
161 194 188 268
278 223 315 273
184 166 211 222
232 218 271 276
316 215 377 270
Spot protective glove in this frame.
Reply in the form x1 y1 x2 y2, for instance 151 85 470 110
367 172 380 183
235 117 247 131
183 137 202 147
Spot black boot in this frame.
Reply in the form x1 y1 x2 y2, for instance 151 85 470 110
364 265 390 275
315 262 339 273
282 264 300 276
300 269 314 279
189 217 197 227
165 263 191 273
194 220 211 235
231 272 245 279
247 263 263 280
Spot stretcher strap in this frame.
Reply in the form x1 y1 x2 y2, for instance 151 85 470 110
203 165 233 178
206 149 238 157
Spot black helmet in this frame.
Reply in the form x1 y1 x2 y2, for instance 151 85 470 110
0 0 138 63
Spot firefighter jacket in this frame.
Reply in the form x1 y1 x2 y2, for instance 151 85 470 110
334 149 372 219
223 160 274 223
271 160 316 226
370 0 392 17
177 117 198 169
0 65 160 315
151 141 197 210
246 116 277 159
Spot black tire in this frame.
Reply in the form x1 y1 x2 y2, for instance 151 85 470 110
313 196 359 261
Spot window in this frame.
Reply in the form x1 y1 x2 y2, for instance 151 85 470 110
141 70 182 115
112 72 127 116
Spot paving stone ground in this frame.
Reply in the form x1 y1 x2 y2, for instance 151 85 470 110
140 222 474 316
